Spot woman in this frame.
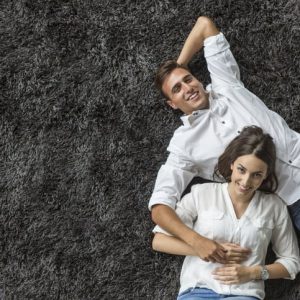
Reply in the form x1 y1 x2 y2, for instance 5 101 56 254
152 126 300 300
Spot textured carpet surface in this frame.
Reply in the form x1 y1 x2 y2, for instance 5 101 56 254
1 0 300 299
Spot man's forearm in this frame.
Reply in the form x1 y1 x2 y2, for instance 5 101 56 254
151 204 199 246
177 16 219 66
151 204 232 263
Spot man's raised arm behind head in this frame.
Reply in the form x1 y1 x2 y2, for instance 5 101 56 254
177 16 219 67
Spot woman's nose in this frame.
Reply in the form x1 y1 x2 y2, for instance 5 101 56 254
242 174 251 186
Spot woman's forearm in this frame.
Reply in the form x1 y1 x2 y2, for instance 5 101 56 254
151 204 228 263
152 233 197 256
247 263 290 281
213 263 291 285
256 263 290 280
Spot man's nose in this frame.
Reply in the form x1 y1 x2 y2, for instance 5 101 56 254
182 82 193 92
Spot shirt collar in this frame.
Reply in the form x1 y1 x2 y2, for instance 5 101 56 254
180 92 228 127
180 93 213 127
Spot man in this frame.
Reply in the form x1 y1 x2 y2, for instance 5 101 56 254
149 16 300 263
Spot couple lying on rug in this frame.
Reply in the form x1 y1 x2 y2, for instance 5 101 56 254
148 16 300 300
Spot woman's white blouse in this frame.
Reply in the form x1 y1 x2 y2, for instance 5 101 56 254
153 183 300 300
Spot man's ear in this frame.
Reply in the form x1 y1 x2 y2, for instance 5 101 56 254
167 100 178 110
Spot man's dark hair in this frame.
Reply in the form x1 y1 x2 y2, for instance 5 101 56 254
214 126 278 193
155 60 189 98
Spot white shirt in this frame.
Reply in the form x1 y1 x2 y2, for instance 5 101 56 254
149 33 300 209
153 183 300 299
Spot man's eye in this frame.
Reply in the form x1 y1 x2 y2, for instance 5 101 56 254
185 77 193 83
253 173 262 178
173 86 180 93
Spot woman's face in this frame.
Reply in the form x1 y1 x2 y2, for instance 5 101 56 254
229 154 268 199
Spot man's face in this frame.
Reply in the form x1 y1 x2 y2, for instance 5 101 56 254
162 68 209 115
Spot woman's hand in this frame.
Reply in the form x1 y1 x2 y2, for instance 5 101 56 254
221 243 251 264
212 264 257 284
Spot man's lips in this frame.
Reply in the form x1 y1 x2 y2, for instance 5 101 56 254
187 91 199 101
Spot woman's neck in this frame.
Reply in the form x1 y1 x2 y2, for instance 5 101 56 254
227 182 255 219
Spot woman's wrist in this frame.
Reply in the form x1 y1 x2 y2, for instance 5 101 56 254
249 265 262 280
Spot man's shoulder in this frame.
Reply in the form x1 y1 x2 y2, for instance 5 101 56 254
167 124 190 146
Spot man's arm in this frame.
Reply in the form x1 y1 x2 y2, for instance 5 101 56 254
178 16 243 89
151 204 228 263
177 16 219 67
152 230 251 264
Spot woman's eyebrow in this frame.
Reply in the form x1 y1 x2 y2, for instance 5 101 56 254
238 163 264 174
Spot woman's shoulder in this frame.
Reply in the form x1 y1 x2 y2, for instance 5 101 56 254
190 182 225 194
258 191 286 207
256 191 288 221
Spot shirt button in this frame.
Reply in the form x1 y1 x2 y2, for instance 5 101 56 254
289 160 292 163
222 121 225 124
237 130 241 134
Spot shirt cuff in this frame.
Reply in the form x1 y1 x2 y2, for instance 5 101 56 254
152 225 172 236
204 32 230 58
148 191 177 211
275 258 300 280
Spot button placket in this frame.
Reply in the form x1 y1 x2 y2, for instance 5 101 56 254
233 225 241 244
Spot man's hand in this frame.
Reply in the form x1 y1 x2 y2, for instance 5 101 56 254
221 243 251 264
212 264 255 284
191 235 227 263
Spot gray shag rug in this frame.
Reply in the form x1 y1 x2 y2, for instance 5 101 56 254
1 1 300 299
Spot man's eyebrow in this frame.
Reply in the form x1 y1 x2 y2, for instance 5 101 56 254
171 75 193 93
183 74 192 80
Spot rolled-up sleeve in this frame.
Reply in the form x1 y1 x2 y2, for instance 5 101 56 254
153 192 198 235
204 33 244 89
271 206 300 279
148 152 197 210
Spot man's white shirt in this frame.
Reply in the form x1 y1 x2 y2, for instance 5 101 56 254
149 33 300 210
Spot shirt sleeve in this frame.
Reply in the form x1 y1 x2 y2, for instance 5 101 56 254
204 32 244 89
148 151 197 210
152 191 198 235
271 205 300 279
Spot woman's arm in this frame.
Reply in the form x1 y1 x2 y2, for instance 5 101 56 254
212 263 290 285
177 16 219 67
151 205 227 263
152 232 251 263
152 233 197 256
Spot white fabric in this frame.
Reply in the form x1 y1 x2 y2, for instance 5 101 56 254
153 183 300 299
149 33 300 209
